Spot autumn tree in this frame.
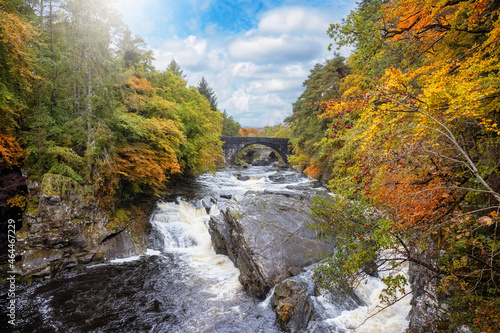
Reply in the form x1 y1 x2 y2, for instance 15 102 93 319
0 0 38 225
239 127 259 137
287 0 500 331
0 0 38 165
151 70 223 175
285 56 349 179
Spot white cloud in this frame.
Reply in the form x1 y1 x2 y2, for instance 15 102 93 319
258 7 331 35
229 35 324 64
224 89 251 114
117 3 356 128
152 35 211 71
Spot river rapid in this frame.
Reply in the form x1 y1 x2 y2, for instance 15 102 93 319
3 166 411 332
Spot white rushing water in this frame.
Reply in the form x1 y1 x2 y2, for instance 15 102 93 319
151 200 243 299
147 166 412 333
11 166 412 332
325 273 412 332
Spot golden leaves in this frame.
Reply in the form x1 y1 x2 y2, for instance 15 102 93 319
0 133 24 168
113 143 181 195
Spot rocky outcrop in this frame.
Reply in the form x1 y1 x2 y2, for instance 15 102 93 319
271 276 313 332
270 269 365 333
208 189 334 298
15 173 149 278
406 251 454 333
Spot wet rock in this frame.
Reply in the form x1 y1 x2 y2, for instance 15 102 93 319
196 197 217 213
270 270 364 333
268 173 286 182
407 247 448 333
236 174 251 181
271 278 312 332
288 266 303 276
209 190 334 298
286 181 323 191
208 214 238 263
16 173 148 278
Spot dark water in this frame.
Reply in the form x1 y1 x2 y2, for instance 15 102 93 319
4 253 281 332
3 166 304 333
2 166 411 332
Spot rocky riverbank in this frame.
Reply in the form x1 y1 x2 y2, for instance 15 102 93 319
14 173 150 278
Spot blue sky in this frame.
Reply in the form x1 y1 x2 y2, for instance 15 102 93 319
113 0 358 128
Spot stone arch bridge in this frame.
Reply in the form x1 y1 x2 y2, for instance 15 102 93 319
220 136 291 163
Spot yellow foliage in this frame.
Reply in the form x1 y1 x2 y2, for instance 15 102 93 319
7 194 28 209
114 143 181 195
0 133 24 167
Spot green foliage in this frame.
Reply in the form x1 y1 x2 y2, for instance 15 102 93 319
151 71 223 175
310 194 395 297
221 110 241 136
258 123 290 138
0 0 224 208
285 56 349 179
197 76 218 111
166 59 186 81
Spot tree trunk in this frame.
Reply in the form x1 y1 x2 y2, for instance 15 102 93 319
85 30 93 181
39 0 44 60
50 1 53 60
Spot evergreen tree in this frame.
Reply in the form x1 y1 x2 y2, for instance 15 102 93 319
166 59 186 81
197 76 217 111
118 28 153 70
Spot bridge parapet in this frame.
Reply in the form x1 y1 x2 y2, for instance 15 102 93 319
220 136 291 164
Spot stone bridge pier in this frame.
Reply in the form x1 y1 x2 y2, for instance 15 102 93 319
220 136 291 164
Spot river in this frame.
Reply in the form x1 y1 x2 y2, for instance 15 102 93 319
3 166 411 332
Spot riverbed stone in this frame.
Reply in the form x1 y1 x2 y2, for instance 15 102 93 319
271 278 312 332
208 189 334 298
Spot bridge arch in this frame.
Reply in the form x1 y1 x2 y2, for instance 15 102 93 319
220 136 291 164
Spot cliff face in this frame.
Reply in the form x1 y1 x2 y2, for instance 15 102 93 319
15 173 149 278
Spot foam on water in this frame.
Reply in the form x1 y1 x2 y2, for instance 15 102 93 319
151 200 244 299
325 265 412 332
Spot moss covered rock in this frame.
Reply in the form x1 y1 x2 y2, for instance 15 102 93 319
16 174 149 278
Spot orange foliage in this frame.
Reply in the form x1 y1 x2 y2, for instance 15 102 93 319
239 128 259 137
122 75 154 112
113 143 181 195
383 0 498 52
129 76 154 95
7 194 28 209
304 163 321 179
0 9 38 81
0 134 24 168
372 169 456 231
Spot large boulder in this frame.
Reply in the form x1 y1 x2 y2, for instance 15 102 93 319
208 189 334 298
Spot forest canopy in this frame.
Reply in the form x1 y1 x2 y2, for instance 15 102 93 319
286 0 500 331
0 0 225 209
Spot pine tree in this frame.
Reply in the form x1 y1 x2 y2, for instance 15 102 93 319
197 76 217 111
166 59 186 81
